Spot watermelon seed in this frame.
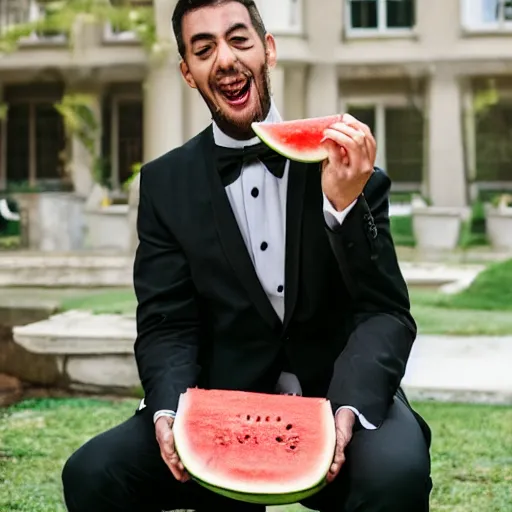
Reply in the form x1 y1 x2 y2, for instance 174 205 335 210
276 437 283 443
290 445 296 450
265 416 270 422
286 424 293 430
246 415 251 420
276 416 281 422
256 416 261 422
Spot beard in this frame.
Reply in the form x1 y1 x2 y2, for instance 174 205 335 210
198 60 272 140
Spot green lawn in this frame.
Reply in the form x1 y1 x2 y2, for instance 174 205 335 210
0 399 511 512
57 286 512 336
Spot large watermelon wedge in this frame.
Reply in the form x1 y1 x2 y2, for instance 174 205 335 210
173 388 336 505
251 114 343 163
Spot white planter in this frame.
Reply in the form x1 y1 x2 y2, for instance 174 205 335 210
85 204 130 252
485 206 512 250
11 192 86 251
412 207 466 251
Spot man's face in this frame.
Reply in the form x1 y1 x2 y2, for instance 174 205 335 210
180 2 276 140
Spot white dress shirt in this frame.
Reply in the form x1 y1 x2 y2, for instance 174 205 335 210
149 99 376 430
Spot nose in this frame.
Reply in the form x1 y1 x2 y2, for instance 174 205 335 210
216 40 238 70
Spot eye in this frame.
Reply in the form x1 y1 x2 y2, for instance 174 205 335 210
195 46 211 57
231 36 248 43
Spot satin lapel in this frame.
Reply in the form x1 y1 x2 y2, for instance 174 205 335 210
283 159 308 331
202 128 282 331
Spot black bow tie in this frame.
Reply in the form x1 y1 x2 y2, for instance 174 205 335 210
215 143 287 187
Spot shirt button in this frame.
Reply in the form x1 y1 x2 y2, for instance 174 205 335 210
277 285 284 293
251 187 259 198
260 242 268 251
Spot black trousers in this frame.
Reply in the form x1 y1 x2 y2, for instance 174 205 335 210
62 392 432 512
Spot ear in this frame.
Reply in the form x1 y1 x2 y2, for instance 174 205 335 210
264 33 277 70
180 59 197 89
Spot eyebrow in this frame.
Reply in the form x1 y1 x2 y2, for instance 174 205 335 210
189 22 250 46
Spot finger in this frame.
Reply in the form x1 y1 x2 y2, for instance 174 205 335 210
330 123 368 156
161 450 185 481
323 128 362 172
327 443 346 483
321 138 349 168
342 114 377 163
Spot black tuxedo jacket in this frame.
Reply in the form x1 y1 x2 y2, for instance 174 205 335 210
133 125 417 429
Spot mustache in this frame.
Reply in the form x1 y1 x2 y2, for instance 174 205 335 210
213 64 253 84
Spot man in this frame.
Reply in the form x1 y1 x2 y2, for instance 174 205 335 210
61 1 432 511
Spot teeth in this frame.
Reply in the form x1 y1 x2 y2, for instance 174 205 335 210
219 80 247 95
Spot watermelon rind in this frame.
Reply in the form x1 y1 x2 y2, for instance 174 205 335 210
172 390 336 506
251 121 327 163
191 472 328 505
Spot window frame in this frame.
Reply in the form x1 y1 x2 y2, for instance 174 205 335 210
103 0 153 43
345 0 416 38
19 0 67 45
341 94 425 191
107 92 144 192
1 97 66 190
461 0 512 33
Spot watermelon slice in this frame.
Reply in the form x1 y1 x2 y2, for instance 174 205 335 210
251 114 343 163
173 388 336 505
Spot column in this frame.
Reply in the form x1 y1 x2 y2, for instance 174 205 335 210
285 64 306 121
143 61 184 162
143 0 183 161
68 86 102 199
427 70 467 207
306 64 339 118
183 82 212 142
270 64 286 117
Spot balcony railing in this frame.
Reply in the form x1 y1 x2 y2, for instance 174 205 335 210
0 0 66 43
256 0 303 35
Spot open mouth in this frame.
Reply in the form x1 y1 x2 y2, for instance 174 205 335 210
217 78 252 107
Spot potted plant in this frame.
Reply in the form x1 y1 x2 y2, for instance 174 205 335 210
485 194 512 250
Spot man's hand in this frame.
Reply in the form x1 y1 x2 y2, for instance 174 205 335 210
155 416 190 483
327 408 356 483
321 113 377 212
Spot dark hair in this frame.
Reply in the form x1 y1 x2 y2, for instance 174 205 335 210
172 0 267 58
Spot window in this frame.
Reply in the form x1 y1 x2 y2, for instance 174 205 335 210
104 0 153 41
346 102 424 186
0 0 65 42
4 100 66 189
462 0 512 31
102 95 143 191
256 0 303 34
475 101 512 182
347 0 415 34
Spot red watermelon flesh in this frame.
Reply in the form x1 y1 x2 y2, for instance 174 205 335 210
173 388 336 505
251 114 343 163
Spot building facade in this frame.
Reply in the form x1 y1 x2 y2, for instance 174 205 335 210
0 0 511 207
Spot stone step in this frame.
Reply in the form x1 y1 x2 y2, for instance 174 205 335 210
0 252 133 287
0 251 484 289
12 311 512 402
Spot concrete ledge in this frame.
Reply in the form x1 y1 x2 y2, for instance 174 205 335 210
0 252 484 290
0 253 133 287
12 311 139 391
12 312 512 403
402 387 512 406
13 311 135 355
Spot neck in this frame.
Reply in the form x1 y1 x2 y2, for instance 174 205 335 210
213 98 281 148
